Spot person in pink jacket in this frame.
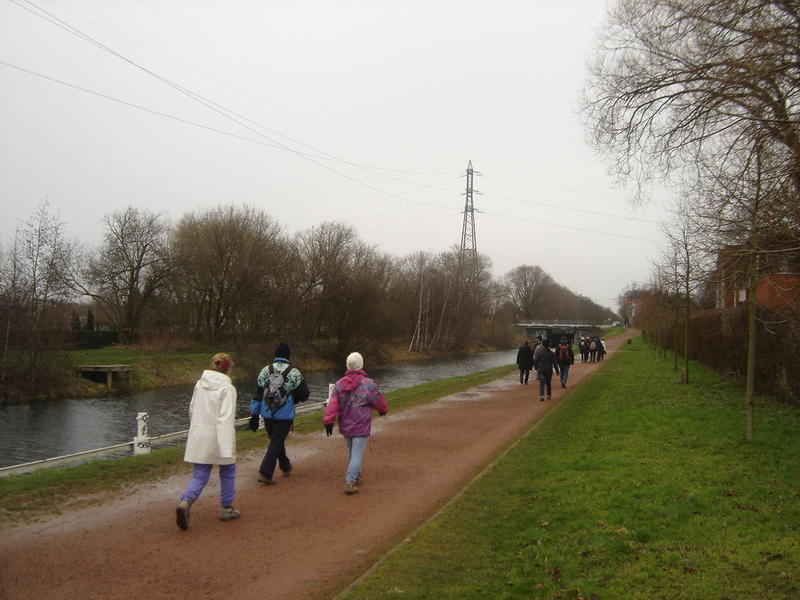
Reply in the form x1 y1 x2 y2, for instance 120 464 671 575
323 352 388 494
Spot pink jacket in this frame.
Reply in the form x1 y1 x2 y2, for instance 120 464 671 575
323 370 388 437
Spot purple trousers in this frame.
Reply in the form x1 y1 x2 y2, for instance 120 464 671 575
181 463 236 507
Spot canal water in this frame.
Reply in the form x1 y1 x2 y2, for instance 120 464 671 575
0 350 516 468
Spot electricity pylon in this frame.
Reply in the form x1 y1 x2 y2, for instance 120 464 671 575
459 160 479 280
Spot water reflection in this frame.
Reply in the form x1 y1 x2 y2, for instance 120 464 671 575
0 350 515 468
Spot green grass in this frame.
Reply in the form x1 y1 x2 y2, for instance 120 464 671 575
0 364 516 523
343 337 800 600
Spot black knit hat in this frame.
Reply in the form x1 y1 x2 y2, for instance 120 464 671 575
274 342 291 359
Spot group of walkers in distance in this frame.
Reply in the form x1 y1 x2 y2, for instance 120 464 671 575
579 335 606 363
175 342 387 531
516 334 605 402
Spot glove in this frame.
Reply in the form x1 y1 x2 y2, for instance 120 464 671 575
248 414 260 432
324 423 334 437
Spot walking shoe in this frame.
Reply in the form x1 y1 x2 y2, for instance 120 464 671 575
344 482 359 495
561 381 566 388
219 506 241 521
281 466 293 477
547 395 552 400
355 472 363 485
540 396 544 402
258 475 276 485
176 499 192 530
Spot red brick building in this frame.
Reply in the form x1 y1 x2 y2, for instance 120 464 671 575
714 244 800 311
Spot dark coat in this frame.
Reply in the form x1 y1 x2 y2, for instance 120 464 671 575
555 343 575 365
534 346 558 373
516 345 534 370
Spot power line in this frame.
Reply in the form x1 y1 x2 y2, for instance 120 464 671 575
0 59 285 151
484 172 635 202
45 0 455 177
486 190 660 225
481 210 655 242
138 0 461 165
7 0 459 211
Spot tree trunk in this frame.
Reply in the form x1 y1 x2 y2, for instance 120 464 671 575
683 281 690 384
745 253 757 442
673 312 679 371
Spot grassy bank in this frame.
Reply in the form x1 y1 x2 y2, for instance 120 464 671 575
0 364 515 525
342 336 800 600
3 341 512 402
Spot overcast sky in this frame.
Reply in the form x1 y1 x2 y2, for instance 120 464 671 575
0 0 669 310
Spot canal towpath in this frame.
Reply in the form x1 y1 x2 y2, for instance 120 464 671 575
0 330 638 600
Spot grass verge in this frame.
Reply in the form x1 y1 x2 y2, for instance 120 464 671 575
0 364 515 525
342 336 800 600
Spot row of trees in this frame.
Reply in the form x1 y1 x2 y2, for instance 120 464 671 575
585 0 800 439
0 202 616 391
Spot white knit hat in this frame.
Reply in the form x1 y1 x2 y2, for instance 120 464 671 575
346 352 364 370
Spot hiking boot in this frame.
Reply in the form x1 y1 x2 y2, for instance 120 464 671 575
176 499 192 530
344 482 359 495
219 506 241 521
258 475 276 486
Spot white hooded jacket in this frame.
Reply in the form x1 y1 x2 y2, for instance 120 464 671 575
183 369 237 465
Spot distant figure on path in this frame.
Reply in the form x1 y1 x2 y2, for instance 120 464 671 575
323 352 388 495
534 340 558 401
589 337 598 363
516 340 535 384
249 342 310 486
176 352 240 530
580 337 590 363
556 337 575 388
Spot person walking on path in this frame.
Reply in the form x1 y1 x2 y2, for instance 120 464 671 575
515 340 535 384
589 337 599 363
580 337 590 363
534 339 558 401
176 352 240 530
249 342 310 486
556 337 575 388
323 352 388 495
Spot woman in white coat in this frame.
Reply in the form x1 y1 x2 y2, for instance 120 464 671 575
176 353 240 530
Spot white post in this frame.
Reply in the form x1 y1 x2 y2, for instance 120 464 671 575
133 412 151 455
326 383 335 404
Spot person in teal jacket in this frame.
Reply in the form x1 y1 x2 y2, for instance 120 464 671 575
249 342 309 485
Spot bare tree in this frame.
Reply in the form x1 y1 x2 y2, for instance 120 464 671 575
695 138 797 440
503 265 554 320
585 0 800 203
0 201 73 384
586 0 800 439
72 207 170 344
296 222 395 356
169 205 290 342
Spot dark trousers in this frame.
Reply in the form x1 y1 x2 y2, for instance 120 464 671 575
537 368 553 398
519 368 531 384
259 419 293 479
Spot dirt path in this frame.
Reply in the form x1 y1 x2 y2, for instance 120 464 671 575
1 332 636 600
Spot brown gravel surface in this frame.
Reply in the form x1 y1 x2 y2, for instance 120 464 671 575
1 331 636 600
